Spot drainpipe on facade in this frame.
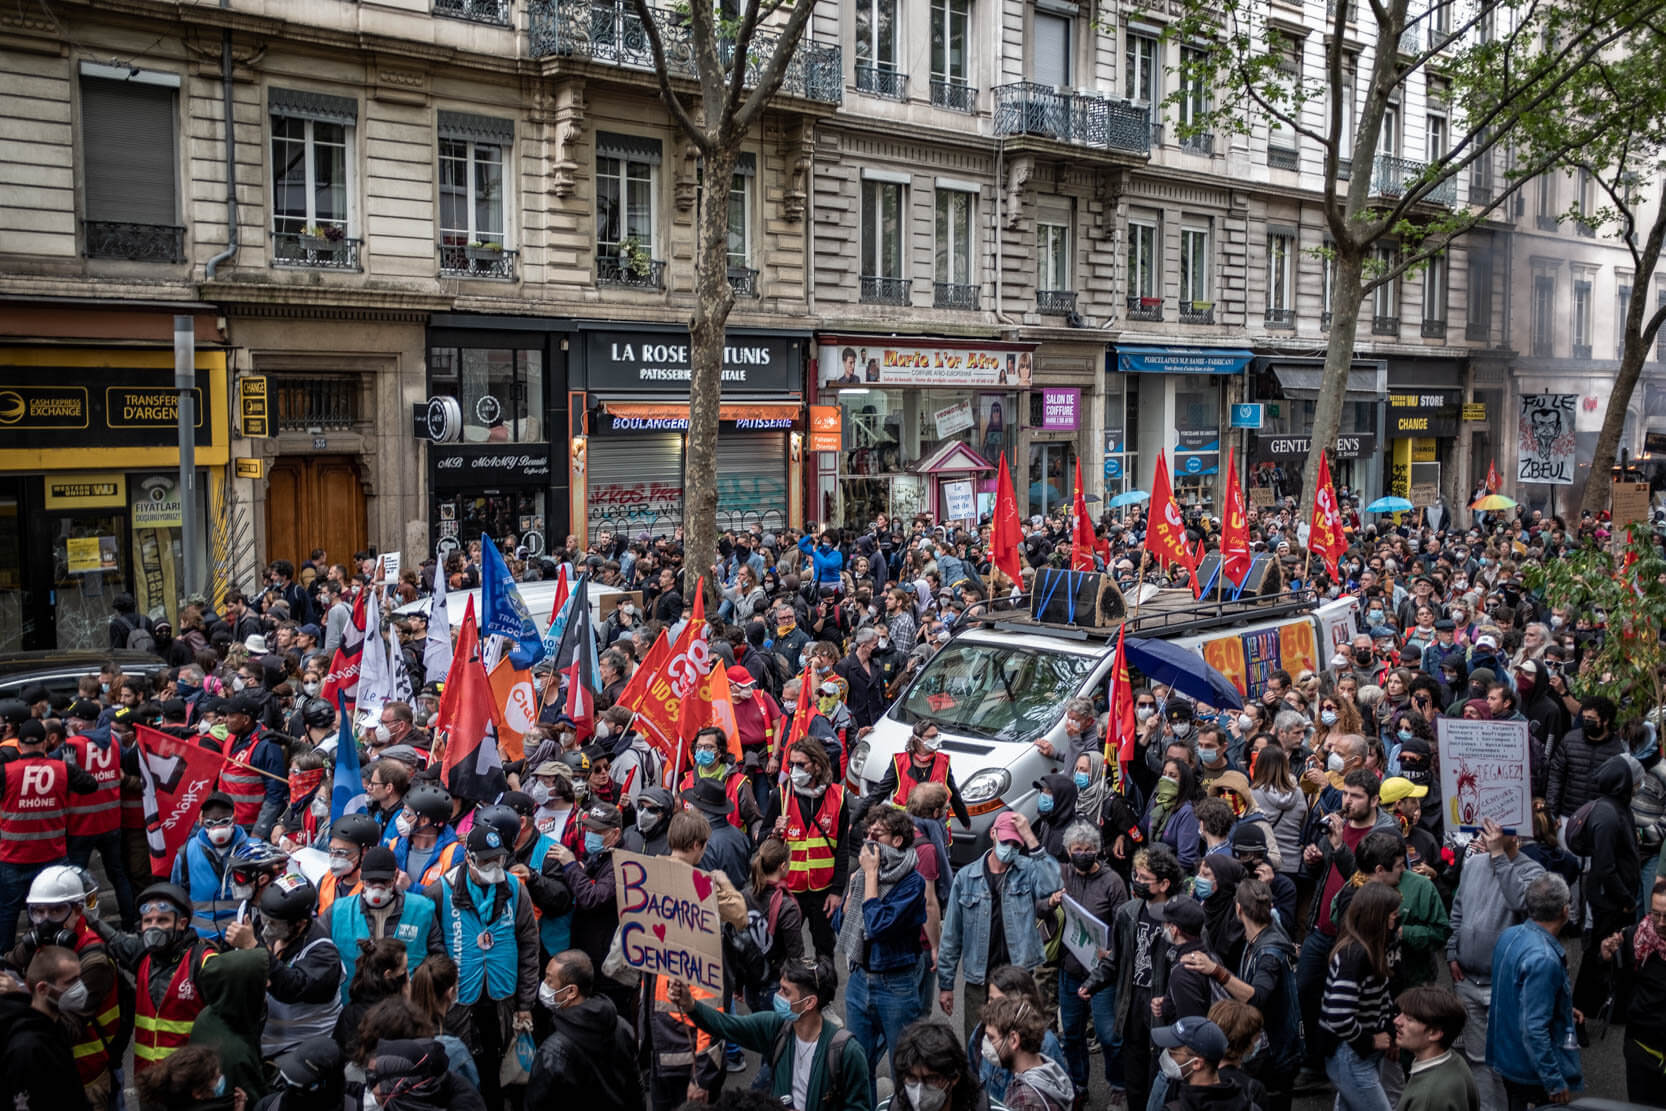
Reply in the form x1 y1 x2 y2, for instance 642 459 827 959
204 25 239 279
992 139 1017 327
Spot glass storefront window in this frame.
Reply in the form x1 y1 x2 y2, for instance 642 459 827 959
1174 374 1221 506
1104 376 1139 497
1028 443 1076 514
429 346 544 443
437 491 547 559
0 484 19 653
53 516 125 652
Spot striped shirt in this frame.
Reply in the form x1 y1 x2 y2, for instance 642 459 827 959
1320 943 1394 1056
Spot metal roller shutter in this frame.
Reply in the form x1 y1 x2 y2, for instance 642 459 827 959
587 432 684 543
714 432 789 536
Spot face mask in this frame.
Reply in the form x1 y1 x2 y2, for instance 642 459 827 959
373 723 392 745
1192 875 1214 899
395 812 415 838
877 639 890 651
260 920 291 948
772 993 806 1020
1398 728 1414 743
1236 714 1253 733
1550 615 1565 629
208 723 229 742
206 825 234 847
1172 722 1192 738
472 861 508 886
817 695 840 714
232 677 248 692
993 841 1018 864
1326 752 1346 773
636 807 663 832
1070 851 1097 873
1135 707 1155 722
1320 710 1338 726
100 682 110 696
311 797 330 819
919 733 943 753
529 782 553 806
1158 1049 1188 1082
328 854 356 877
141 926 174 951
790 767 812 788
1367 611 1384 624
584 831 606 854
363 885 394 909
231 881 255 901
1073 771 1092 790
907 1082 948 1111
1197 747 1218 765
538 981 562 1010
1353 648 1373 666
55 980 89 1016
1036 794 1054 815
302 681 321 697
693 749 717 768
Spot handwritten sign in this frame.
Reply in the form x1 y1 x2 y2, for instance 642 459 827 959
1517 394 1576 486
1436 717 1531 832
612 848 725 991
943 480 976 521
1060 893 1109 970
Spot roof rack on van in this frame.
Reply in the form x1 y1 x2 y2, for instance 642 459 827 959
960 582 1320 642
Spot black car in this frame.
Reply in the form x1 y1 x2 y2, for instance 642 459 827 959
0 650 165 706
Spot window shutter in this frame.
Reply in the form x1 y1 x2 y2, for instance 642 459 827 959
81 77 177 225
1032 14 1070 88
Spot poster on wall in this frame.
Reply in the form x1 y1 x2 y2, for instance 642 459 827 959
943 480 975 521
1517 394 1577 486
1436 717 1532 832
819 337 1035 388
976 396 1011 462
934 400 975 439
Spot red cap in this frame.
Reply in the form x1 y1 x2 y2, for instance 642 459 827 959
726 665 756 687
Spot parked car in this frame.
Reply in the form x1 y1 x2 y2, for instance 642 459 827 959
0 650 163 705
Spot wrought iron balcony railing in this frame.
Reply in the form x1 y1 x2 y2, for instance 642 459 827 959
1037 289 1077 315
597 252 667 289
727 266 758 297
856 64 908 100
1535 214 1560 232
1373 314 1401 335
1268 146 1299 171
83 221 184 262
1180 131 1214 155
530 0 843 104
436 0 511 25
930 79 976 112
277 376 359 432
1126 295 1164 322
1465 319 1492 342
861 275 910 305
1265 307 1296 329
1179 300 1215 324
1372 154 1458 206
1421 317 1447 339
272 231 362 271
437 243 519 280
991 83 1150 155
934 281 979 310
1572 342 1592 359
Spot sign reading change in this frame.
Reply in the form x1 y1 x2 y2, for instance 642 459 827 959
612 848 725 991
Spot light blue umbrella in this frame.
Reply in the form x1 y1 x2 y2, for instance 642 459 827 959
1109 489 1150 508
1365 496 1414 513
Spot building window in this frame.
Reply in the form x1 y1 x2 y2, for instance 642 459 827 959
727 171 751 271
931 0 973 107
1576 169 1595 233
79 74 182 261
1336 57 1357 165
1127 220 1159 299
1372 246 1399 333
1379 103 1400 158
1532 273 1555 356
595 133 661 286
1033 12 1072 87
861 177 907 303
1467 246 1493 340
1180 225 1210 309
1038 222 1071 291
1266 232 1295 325
934 187 976 307
1422 253 1447 337
1125 32 1159 104
270 95 358 268
1178 46 1210 151
1618 282 1632 358
856 0 901 90
1572 278 1592 357
1321 242 1336 325
1426 114 1447 162
440 137 506 247
1536 176 1557 230
428 346 545 444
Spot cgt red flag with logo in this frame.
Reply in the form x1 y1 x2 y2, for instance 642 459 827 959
134 724 228 878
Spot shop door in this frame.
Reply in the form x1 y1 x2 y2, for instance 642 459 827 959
48 512 128 652
714 432 788 536
266 456 367 570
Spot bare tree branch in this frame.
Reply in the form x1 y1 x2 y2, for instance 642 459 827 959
626 0 714 153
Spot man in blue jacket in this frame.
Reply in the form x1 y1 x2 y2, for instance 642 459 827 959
1486 873 1583 1109
833 805 927 1103
799 527 845 591
170 792 248 940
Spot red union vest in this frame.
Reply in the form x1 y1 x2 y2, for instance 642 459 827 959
69 919 120 1090
65 734 122 838
219 731 268 826
0 754 71 864
887 751 950 809
133 944 214 1073
678 768 747 830
783 784 843 893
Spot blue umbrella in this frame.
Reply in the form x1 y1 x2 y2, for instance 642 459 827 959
1121 637 1245 709
1365 496 1414 513
1109 489 1150 508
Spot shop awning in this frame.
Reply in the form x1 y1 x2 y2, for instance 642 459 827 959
600 401 800 428
1114 346 1254 375
1271 363 1386 400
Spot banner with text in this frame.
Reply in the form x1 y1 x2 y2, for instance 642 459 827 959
612 848 726 991
1517 394 1577 486
1437 717 1531 832
818 336 1036 388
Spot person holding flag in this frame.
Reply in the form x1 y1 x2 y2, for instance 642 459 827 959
678 722 764 840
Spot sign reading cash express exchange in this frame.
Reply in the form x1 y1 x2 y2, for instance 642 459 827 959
0 372 209 449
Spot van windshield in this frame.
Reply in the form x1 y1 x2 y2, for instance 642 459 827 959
894 641 1097 742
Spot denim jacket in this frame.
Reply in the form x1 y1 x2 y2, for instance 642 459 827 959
1486 920 1583 1096
937 849 1063 990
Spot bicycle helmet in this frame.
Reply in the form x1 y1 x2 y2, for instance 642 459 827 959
231 839 290 871
404 782 453 824
257 872 319 923
329 812 384 849
301 698 335 731
475 804 521 846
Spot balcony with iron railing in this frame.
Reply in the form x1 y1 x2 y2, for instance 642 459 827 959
1179 131 1214 155
727 266 758 297
1535 214 1560 232
861 276 910 305
1465 319 1492 342
1421 317 1447 339
934 282 979 310
1576 219 1596 238
1179 300 1215 324
272 230 362 271
83 221 184 262
1372 154 1458 206
1037 290 1077 315
437 242 519 280
530 0 843 104
1532 337 1553 358
1268 146 1300 171
1573 342 1592 359
992 83 1151 155
1126 295 1164 322
276 376 359 432
596 251 667 290
436 0 511 25
856 64 908 100
1265 307 1296 329
1373 314 1400 335
930 78 977 112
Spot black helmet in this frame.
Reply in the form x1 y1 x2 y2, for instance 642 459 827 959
301 698 335 731
136 881 193 919
404 782 453 824
329 812 384 849
257 873 319 923
476 804 521 846
559 749 591 776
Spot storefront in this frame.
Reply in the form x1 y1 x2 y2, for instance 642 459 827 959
1109 345 1254 509
1384 364 1462 509
0 348 228 650
811 334 1031 527
425 316 571 563
1248 433 1379 507
1248 357 1386 499
573 326 806 542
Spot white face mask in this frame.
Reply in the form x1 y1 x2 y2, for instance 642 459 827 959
789 767 813 788
395 812 415 838
302 681 321 697
311 797 330 819
1236 714 1253 733
231 882 255 901
231 676 248 692
906 1082 948 1111
1171 722 1192 738
374 723 392 745
472 862 507 886
206 825 234 847
328 854 356 877
362 885 394 909
1136 707 1155 723
529 782 553 806
1327 752 1346 773
981 1035 1004 1067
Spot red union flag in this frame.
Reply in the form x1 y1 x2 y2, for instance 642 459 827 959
1221 448 1252 585
134 724 228 879
635 579 711 775
1146 452 1194 571
1309 451 1346 579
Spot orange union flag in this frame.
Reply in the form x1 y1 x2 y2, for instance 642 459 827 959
1309 451 1345 579
1146 452 1194 571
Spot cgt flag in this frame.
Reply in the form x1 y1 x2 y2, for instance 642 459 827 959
636 580 711 773
1070 457 1097 572
616 629 669 712
990 453 1025 587
134 724 227 878
1220 448 1252 586
1309 451 1346 580
1146 452 1195 573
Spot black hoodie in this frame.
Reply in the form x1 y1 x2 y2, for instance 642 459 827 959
1033 773 1080 860
1587 753 1641 917
1165 1079 1257 1111
0 992 92 1111
525 994 644 1111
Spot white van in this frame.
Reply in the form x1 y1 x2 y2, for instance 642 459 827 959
846 589 1362 863
392 574 632 638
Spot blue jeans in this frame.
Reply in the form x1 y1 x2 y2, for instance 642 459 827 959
1059 965 1120 1090
1326 1043 1391 1111
845 959 926 1105
70 830 137 928
0 858 64 950
1296 929 1336 1070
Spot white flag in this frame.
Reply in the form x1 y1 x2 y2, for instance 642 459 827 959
424 562 453 686
355 592 392 722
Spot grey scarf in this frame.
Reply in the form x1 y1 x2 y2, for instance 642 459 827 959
836 843 919 968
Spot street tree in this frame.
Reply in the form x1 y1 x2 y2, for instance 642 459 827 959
1167 0 1666 513
629 0 822 599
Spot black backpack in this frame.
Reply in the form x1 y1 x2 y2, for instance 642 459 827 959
769 1021 853 1109
1564 798 1601 857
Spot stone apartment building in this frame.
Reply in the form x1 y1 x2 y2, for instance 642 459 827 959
0 0 1657 648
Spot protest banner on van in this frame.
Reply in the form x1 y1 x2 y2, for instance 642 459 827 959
612 848 725 992
1436 717 1531 832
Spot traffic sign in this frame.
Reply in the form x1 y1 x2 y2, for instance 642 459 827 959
1230 403 1264 430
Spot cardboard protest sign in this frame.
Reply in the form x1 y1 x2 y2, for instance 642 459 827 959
1060 893 1110 971
612 847 725 991
1436 717 1531 832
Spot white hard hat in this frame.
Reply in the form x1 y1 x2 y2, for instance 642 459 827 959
27 864 94 909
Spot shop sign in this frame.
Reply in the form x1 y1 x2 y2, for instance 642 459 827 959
1462 402 1487 422
1041 388 1080 431
66 535 118 574
424 396 463 443
933 399 975 438
1114 346 1254 376
132 475 183 529
1387 391 1460 438
1254 433 1376 460
45 473 126 510
1177 429 1219 451
808 405 841 453
1175 453 1219 476
431 443 552 490
1230 403 1264 429
234 457 265 479
238 376 270 438
819 335 1035 389
584 330 800 393
0 370 214 449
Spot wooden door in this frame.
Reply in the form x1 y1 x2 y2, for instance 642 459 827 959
265 456 367 569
